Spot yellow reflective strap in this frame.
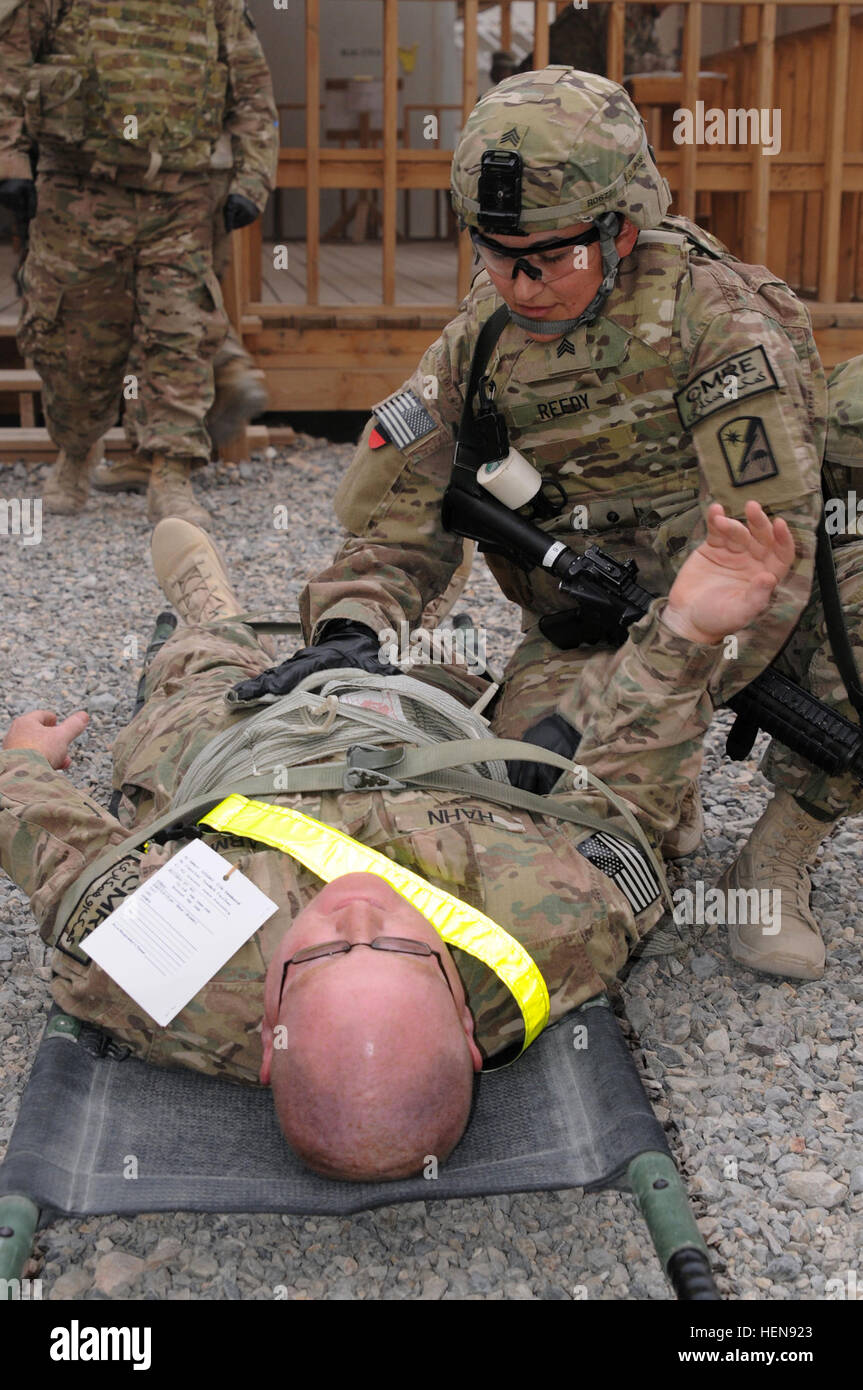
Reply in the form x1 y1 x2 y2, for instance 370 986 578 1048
199 794 549 1052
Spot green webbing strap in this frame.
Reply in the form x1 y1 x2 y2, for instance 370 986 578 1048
53 735 671 944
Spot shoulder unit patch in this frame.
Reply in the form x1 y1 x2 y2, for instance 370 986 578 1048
675 345 778 431
718 416 779 487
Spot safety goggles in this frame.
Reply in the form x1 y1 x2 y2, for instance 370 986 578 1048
470 225 601 282
278 936 456 1009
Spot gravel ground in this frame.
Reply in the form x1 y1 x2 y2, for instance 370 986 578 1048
1 436 862 1302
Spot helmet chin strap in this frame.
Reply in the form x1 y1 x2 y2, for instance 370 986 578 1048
507 212 623 337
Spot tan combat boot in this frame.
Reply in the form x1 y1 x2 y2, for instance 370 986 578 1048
662 782 704 859
42 441 104 515
151 518 239 625
146 454 211 527
207 352 269 448
92 456 150 494
716 790 831 980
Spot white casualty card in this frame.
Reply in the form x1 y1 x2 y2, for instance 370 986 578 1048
84 839 278 1027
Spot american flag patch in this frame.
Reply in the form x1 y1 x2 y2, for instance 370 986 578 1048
374 390 436 450
577 830 660 915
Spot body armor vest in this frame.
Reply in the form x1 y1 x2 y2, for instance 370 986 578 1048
24 0 228 170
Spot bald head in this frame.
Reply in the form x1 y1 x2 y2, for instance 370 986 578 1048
261 873 483 1181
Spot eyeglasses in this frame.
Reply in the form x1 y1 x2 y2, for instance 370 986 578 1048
470 225 600 283
278 936 457 1010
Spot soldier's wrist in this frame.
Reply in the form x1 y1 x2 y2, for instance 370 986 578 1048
659 601 721 646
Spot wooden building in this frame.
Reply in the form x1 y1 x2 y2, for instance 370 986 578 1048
2 0 863 456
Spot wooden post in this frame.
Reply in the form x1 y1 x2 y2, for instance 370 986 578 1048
382 0 398 304
607 2 626 84
533 1 550 69
306 0 320 305
748 4 775 266
222 237 242 331
457 0 479 300
820 4 851 302
500 1 511 52
247 217 263 302
741 6 759 47
679 2 701 221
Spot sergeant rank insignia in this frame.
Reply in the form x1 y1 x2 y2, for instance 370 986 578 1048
718 416 779 487
373 389 436 449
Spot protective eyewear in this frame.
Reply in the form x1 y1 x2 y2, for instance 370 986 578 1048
470 225 601 282
278 936 456 1009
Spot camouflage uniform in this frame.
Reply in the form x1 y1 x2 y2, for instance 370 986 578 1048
0 0 278 465
301 71 863 828
121 170 268 461
0 605 719 1081
764 355 863 818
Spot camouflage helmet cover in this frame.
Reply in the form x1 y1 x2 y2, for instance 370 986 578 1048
826 356 863 466
451 66 671 233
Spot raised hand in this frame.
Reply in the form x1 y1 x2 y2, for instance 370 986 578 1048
663 501 796 645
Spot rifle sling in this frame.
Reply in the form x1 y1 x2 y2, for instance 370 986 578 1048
456 302 511 471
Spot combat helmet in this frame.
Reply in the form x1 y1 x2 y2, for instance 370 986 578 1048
451 66 671 331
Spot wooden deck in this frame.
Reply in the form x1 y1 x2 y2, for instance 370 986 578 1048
0 240 460 324
260 239 459 307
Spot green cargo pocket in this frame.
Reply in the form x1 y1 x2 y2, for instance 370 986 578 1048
24 62 86 144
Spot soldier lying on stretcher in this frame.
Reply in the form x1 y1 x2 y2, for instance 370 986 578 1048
0 502 793 1180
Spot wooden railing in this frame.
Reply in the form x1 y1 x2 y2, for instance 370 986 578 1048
223 0 863 409
238 2 862 312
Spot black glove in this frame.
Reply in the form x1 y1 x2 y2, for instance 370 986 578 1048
223 193 259 232
0 178 36 226
229 620 402 706
506 714 581 795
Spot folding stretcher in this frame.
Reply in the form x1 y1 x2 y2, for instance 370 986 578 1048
0 612 719 1300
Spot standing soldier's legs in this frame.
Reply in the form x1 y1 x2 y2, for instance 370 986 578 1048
133 180 226 526
18 173 135 513
718 539 863 979
206 207 268 448
93 176 268 494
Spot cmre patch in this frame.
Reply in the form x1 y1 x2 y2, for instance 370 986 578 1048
675 346 778 430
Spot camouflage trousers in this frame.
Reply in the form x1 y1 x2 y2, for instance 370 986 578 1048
122 173 255 459
18 170 227 465
491 540 863 823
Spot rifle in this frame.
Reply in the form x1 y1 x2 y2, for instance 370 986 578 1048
441 482 863 779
